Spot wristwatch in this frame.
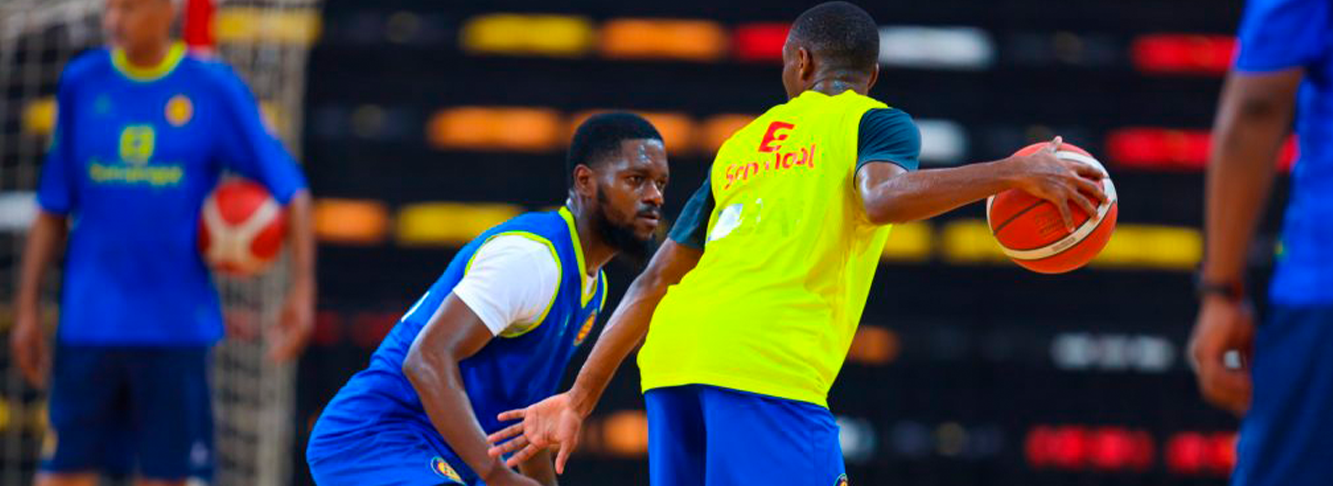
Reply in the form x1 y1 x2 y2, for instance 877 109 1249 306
1194 274 1245 302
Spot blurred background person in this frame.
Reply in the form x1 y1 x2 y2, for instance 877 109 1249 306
1190 0 1333 484
8 0 314 485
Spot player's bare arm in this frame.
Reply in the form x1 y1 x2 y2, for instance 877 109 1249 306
856 137 1107 230
10 210 68 388
516 449 558 486
487 240 702 472
1189 68 1303 416
270 190 316 362
402 293 542 486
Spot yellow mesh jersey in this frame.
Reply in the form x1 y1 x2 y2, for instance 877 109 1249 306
638 90 893 407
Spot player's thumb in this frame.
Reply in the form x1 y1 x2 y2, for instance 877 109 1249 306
1047 135 1063 152
555 437 576 474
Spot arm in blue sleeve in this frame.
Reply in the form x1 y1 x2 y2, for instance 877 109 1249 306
36 75 79 214
214 66 307 203
1234 0 1330 72
855 108 922 173
667 175 714 250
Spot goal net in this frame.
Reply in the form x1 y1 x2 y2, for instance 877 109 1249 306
0 0 322 484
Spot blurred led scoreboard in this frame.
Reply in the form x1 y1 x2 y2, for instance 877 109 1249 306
294 1 1271 485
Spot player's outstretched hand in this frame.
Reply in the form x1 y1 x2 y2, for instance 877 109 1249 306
1006 136 1108 231
488 392 584 474
268 282 315 363
1188 296 1255 416
10 307 48 388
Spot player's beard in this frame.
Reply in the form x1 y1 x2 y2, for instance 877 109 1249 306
595 189 657 267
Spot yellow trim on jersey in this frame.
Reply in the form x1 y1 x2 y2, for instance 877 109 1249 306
112 42 186 82
597 270 608 312
463 231 561 339
558 206 596 307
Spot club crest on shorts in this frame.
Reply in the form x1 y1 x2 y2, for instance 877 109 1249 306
430 456 463 482
573 311 596 346
835 473 849 486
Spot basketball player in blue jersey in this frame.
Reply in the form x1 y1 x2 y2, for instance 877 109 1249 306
10 0 314 485
306 113 669 486
1189 0 1333 484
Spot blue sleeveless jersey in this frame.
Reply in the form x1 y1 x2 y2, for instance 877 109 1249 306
309 207 605 482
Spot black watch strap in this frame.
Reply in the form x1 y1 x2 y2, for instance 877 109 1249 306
1195 274 1245 302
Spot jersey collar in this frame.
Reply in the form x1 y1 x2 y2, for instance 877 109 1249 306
112 42 186 82
559 206 596 307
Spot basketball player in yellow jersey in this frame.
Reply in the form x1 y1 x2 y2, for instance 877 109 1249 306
489 3 1107 484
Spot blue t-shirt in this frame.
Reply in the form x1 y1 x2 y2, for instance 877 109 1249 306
1234 0 1333 305
308 208 606 484
36 44 307 345
670 107 922 249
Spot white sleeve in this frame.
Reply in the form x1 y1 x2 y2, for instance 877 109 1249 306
451 235 561 336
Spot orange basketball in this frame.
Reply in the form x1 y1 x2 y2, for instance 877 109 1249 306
986 142 1118 274
199 179 287 276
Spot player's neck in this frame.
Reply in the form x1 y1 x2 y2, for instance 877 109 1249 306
810 76 867 97
567 201 616 276
121 40 173 69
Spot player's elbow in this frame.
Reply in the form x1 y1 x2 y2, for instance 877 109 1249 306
862 197 910 226
401 346 447 387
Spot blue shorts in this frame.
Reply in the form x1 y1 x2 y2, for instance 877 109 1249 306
43 345 213 480
1233 305 1333 486
307 414 475 486
645 385 847 486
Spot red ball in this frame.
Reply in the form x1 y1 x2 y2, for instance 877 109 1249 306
986 142 1118 274
199 179 286 276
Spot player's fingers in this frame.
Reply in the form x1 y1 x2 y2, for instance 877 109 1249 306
487 422 525 444
555 440 574 475
493 435 531 457
1045 136 1063 153
1074 177 1108 205
1071 192 1099 221
504 444 543 469
1199 366 1251 415
15 344 40 387
267 328 301 363
496 409 527 422
1070 162 1105 181
1053 195 1075 231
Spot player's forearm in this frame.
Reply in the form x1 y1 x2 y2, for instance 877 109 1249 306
15 212 67 318
403 350 507 480
1201 72 1298 284
568 278 663 416
569 241 701 416
285 191 316 293
859 159 1021 224
518 451 558 485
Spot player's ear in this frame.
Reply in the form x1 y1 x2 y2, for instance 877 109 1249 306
866 64 879 91
798 47 815 84
572 164 596 198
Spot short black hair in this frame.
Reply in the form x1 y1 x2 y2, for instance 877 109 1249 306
789 1 880 74
567 112 662 188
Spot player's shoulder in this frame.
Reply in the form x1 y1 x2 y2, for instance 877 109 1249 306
177 51 251 92
860 107 917 135
59 48 113 85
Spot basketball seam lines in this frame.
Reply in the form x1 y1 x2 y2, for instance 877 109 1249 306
1009 202 1115 259
991 199 1047 236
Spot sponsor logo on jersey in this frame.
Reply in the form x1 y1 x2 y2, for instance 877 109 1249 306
722 120 817 191
574 311 596 346
165 94 193 127
835 473 849 486
431 456 463 482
